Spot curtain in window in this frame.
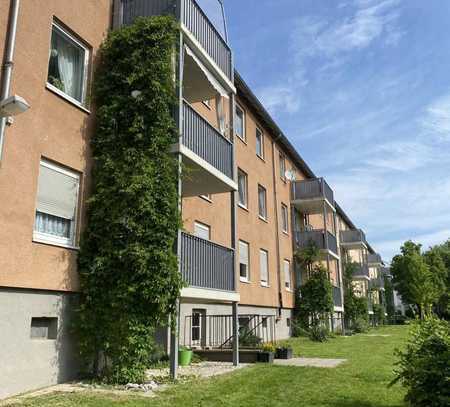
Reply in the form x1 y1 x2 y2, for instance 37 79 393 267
35 211 71 238
238 172 246 206
53 29 84 101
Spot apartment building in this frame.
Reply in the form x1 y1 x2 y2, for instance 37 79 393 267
0 0 385 399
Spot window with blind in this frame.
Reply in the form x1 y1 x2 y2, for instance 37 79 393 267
284 259 291 290
256 127 264 158
258 184 267 220
239 240 249 281
281 203 289 233
33 160 80 247
238 169 248 208
194 221 210 240
260 249 269 286
235 104 245 141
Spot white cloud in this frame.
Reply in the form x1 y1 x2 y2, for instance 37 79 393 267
421 92 450 142
257 85 302 115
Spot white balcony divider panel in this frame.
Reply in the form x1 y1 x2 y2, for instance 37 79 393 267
180 232 235 291
182 101 233 178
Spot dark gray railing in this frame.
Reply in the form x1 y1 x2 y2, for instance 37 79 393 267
180 232 235 291
182 101 233 179
353 263 370 278
292 178 334 206
295 229 338 255
368 253 382 264
333 286 342 307
117 0 232 79
370 275 385 290
340 229 367 245
182 314 276 349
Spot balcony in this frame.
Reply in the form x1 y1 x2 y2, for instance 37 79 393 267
333 286 342 308
340 229 367 249
352 263 370 279
175 101 236 196
115 0 233 85
179 232 236 296
368 253 382 266
291 178 335 213
295 229 339 258
370 275 385 291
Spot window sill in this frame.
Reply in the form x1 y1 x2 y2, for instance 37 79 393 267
33 235 79 251
240 278 251 284
260 283 270 288
46 83 91 114
238 203 249 212
199 195 213 203
282 230 289 236
258 215 268 223
236 134 247 145
285 288 294 293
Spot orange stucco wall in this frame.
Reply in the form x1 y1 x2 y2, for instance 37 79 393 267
0 1 112 292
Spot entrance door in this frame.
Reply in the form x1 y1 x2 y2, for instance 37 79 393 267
191 309 206 347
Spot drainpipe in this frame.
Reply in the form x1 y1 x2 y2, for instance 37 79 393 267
0 0 20 162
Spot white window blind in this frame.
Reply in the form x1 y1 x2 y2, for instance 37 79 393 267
258 185 267 219
284 260 291 289
260 249 268 286
194 222 210 240
239 240 249 280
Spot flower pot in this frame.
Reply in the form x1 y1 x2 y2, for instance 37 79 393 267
275 348 293 359
257 351 274 363
178 349 193 366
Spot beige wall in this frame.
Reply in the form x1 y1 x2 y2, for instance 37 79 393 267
0 1 112 292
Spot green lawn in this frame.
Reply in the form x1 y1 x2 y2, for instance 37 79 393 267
4 325 409 407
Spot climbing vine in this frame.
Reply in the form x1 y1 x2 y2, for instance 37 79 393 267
75 16 183 383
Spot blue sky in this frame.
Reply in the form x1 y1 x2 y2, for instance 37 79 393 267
217 0 450 262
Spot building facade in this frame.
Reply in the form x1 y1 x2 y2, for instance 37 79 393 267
0 0 386 399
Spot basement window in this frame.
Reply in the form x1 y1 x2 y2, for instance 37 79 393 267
30 317 58 340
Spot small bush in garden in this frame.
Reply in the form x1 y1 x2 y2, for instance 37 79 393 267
309 324 329 342
391 317 450 407
239 326 263 348
291 319 309 337
352 318 370 333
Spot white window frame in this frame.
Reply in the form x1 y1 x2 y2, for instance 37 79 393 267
33 160 80 249
284 259 292 291
46 22 90 110
194 221 211 240
235 103 246 142
258 184 267 220
202 99 212 109
199 194 212 202
260 249 269 287
237 168 248 209
255 127 264 159
279 153 286 181
281 203 289 234
239 240 250 282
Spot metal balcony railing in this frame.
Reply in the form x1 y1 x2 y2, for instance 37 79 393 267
117 0 232 79
352 263 370 278
182 101 233 179
295 229 338 256
333 286 342 307
368 253 382 264
340 229 367 246
180 232 235 292
292 178 334 206
370 275 385 290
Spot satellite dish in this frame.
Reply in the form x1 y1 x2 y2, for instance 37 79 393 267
285 169 296 181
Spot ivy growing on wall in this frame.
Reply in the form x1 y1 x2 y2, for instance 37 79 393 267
75 16 184 384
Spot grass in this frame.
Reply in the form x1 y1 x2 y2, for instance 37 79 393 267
3 325 409 407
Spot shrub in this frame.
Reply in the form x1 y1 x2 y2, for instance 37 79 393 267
392 317 450 407
260 343 277 353
291 318 309 337
352 318 370 333
239 326 263 348
309 324 329 342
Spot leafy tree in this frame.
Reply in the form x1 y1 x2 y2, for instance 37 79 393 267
429 240 450 319
384 275 396 318
343 262 369 329
391 241 444 319
75 17 184 383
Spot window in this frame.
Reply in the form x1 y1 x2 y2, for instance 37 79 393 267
235 104 245 141
47 22 89 106
30 317 58 340
284 259 292 290
279 153 286 181
258 184 267 220
194 222 210 240
238 169 248 208
260 249 269 286
200 194 212 202
287 318 291 327
281 203 289 233
191 309 206 346
34 160 80 247
256 127 264 158
239 240 249 281
202 99 211 109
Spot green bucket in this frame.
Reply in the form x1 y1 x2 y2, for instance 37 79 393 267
178 348 193 366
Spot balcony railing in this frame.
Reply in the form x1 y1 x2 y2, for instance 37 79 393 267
340 229 367 246
352 263 370 278
180 232 235 292
183 101 233 179
333 286 342 308
295 229 338 256
292 178 334 206
370 275 385 290
117 0 232 80
368 253 382 264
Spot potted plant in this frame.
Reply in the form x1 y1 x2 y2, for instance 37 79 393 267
275 345 293 359
257 343 276 363
178 346 193 366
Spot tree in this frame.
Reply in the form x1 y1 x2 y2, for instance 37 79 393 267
343 262 369 329
429 240 450 319
384 275 395 318
391 241 444 319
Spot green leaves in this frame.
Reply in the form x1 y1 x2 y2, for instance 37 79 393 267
75 16 182 383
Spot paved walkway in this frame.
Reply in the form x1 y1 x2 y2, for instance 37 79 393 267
274 357 347 368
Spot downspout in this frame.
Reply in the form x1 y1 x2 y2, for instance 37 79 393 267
0 0 20 162
271 135 283 317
